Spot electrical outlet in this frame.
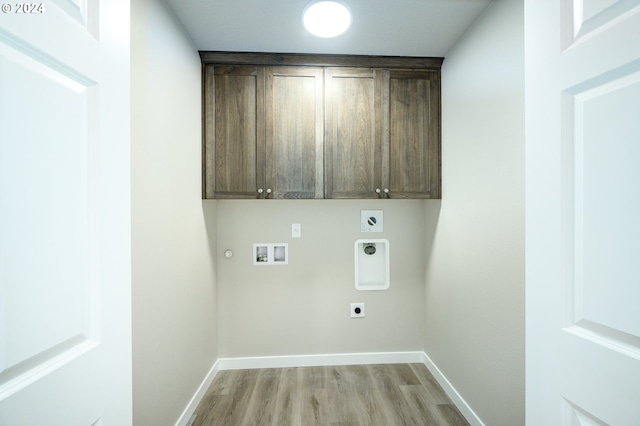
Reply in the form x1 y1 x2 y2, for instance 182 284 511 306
350 302 365 318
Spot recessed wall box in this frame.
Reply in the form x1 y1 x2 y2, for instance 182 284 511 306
355 238 389 290
253 243 288 265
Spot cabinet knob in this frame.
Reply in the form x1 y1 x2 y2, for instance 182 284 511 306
375 188 381 194
266 188 272 194
257 188 264 194
384 188 389 194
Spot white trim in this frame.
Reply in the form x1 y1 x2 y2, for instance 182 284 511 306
175 352 483 426
217 351 425 370
174 360 221 426
421 352 485 426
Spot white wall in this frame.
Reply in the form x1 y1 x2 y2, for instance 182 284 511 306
131 1 218 424
424 0 525 425
214 200 433 358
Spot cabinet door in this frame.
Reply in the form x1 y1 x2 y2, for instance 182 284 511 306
265 67 324 199
204 65 265 198
325 68 384 198
386 70 441 198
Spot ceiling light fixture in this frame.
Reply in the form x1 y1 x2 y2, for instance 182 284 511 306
302 0 352 38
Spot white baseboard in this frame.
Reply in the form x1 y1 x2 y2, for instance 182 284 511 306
174 360 221 426
420 352 485 426
176 351 483 426
217 351 426 370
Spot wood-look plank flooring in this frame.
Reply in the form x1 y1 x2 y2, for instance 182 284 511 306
192 363 469 426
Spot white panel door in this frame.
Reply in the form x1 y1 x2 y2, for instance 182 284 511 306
0 1 132 425
526 1 640 425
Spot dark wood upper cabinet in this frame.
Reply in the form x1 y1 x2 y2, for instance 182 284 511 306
204 65 323 199
204 65 264 199
387 70 441 199
265 67 324 199
201 52 442 200
324 68 384 198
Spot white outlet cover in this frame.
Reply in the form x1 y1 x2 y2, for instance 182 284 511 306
350 302 365 318
361 210 383 232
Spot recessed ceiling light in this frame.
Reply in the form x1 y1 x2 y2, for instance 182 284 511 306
302 0 352 38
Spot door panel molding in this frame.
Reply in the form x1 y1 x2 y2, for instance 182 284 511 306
562 63 640 346
562 0 640 49
564 398 608 426
0 32 100 401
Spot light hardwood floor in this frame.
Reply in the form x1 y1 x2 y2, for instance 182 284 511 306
192 363 470 426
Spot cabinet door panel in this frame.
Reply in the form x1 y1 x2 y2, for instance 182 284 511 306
387 70 441 198
265 67 323 199
205 66 265 198
325 69 384 198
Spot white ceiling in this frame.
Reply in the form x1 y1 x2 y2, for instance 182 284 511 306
165 0 493 57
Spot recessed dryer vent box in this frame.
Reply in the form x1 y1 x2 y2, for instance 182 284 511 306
361 210 383 232
253 243 288 265
355 239 390 290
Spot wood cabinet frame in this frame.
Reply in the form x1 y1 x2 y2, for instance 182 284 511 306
201 52 443 200
200 51 443 70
